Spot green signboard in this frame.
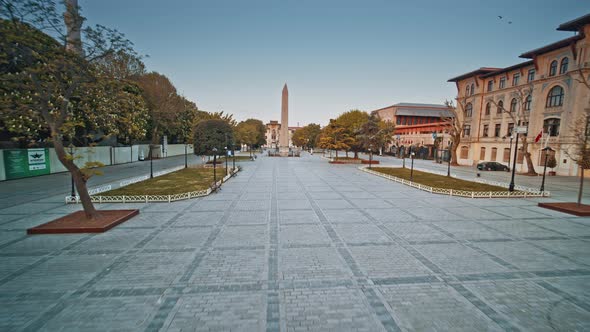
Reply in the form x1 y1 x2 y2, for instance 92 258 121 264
3 148 51 180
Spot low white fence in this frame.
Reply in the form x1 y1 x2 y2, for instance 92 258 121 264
66 166 239 204
360 166 549 198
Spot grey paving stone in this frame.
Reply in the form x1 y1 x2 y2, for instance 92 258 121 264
1 156 589 332
332 224 392 244
281 287 385 332
474 241 580 271
364 208 417 223
280 247 351 280
0 256 44 280
39 296 160 331
279 210 319 224
0 254 116 292
379 284 502 331
143 227 212 249
93 252 194 289
322 209 370 224
226 210 269 225
415 243 509 274
278 199 312 210
1 234 87 255
212 225 267 248
385 223 453 242
166 292 265 331
534 239 590 266
280 224 331 246
466 280 590 331
315 199 355 210
349 245 432 278
189 249 266 284
174 211 225 226
430 221 510 241
123 212 177 228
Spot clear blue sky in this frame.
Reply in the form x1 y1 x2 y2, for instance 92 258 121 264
80 0 589 127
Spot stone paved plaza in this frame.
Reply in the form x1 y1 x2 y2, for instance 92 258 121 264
1 155 590 331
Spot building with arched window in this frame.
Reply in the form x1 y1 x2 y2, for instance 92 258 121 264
447 13 590 176
372 103 453 157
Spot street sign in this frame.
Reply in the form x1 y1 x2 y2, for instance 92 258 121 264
515 126 528 134
3 148 51 180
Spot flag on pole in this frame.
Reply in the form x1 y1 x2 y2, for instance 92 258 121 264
544 131 550 148
534 129 543 143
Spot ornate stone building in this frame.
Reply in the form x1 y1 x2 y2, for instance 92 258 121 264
264 120 300 149
448 13 590 176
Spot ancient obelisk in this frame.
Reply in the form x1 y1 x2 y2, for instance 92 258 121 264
279 84 289 156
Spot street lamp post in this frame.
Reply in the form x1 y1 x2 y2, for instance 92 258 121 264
447 141 453 177
149 144 154 179
509 133 520 192
368 147 373 169
212 147 218 190
540 147 553 193
224 146 229 176
69 145 75 198
410 150 415 182
184 143 188 168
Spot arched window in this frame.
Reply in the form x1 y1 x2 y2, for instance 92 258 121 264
466 85 470 96
560 57 569 74
470 83 475 96
510 98 518 113
546 86 564 108
465 103 473 117
549 60 558 76
485 102 491 115
497 100 504 114
544 118 561 136
524 95 532 112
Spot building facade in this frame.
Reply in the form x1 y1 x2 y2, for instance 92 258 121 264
448 13 590 176
373 103 453 157
265 120 300 149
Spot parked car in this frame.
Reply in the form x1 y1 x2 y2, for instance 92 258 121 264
477 161 509 171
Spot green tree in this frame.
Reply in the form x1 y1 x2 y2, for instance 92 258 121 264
133 72 182 146
235 121 258 156
318 120 354 159
241 118 266 147
292 123 321 149
334 110 369 158
0 1 139 219
358 114 395 153
193 119 234 156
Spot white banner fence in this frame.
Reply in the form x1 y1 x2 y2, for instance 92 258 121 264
360 166 549 198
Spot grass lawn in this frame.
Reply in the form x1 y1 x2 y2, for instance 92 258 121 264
101 167 227 196
206 156 252 164
371 167 508 192
333 156 362 160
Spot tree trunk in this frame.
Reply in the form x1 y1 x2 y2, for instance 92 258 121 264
335 150 338 159
521 139 537 175
354 151 358 159
451 135 460 166
346 150 349 158
53 136 100 219
579 167 584 207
